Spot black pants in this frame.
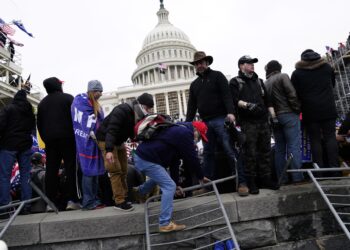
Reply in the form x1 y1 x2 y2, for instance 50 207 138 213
45 138 78 205
241 121 271 177
305 119 339 168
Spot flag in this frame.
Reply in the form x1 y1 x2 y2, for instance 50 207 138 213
158 63 167 74
12 20 33 37
0 24 15 36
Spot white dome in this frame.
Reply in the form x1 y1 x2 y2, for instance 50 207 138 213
131 2 197 85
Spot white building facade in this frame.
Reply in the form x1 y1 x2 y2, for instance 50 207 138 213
100 1 197 120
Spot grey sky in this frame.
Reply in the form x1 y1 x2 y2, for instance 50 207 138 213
2 0 349 95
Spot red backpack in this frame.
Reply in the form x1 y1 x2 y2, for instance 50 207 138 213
134 114 176 141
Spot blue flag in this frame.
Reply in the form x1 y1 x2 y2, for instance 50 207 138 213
12 20 34 37
71 93 105 176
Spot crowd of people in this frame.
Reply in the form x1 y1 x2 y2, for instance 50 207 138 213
0 47 350 233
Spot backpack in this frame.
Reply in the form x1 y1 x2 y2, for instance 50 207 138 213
134 114 177 141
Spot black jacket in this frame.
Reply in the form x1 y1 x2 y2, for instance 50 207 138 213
291 58 337 122
264 72 300 115
0 93 35 151
96 101 144 152
37 82 75 143
229 71 270 123
186 68 234 121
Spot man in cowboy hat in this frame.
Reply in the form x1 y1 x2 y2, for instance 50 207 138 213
186 51 237 183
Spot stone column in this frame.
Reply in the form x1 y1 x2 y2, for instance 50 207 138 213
182 90 187 115
154 69 159 83
153 95 157 113
181 65 185 79
174 65 178 80
147 71 150 84
165 92 170 115
177 91 183 118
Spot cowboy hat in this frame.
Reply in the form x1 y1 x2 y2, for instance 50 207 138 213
189 51 213 65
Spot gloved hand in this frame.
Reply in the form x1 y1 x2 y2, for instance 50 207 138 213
246 102 258 111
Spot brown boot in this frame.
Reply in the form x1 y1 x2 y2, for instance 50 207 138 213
237 183 249 197
159 221 186 233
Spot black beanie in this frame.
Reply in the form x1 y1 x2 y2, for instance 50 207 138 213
265 60 282 77
13 90 27 101
301 49 321 61
137 93 154 108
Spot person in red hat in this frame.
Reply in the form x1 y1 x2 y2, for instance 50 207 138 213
133 121 210 233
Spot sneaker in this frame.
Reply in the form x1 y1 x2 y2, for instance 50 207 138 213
114 201 134 212
46 205 54 213
66 201 81 211
237 184 249 197
159 221 186 233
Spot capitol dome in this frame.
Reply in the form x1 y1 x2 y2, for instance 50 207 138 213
131 1 197 86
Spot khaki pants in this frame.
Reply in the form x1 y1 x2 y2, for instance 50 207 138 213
98 141 128 204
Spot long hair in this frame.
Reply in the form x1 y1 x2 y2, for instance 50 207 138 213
88 92 101 117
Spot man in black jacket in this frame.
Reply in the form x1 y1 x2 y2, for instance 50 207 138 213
37 77 80 210
264 60 304 184
229 55 277 194
291 49 339 170
186 51 236 185
96 93 154 211
0 90 35 214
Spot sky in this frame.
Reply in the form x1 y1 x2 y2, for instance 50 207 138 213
2 0 350 96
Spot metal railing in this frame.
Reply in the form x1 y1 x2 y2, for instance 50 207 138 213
288 162 350 241
0 181 58 239
144 175 240 250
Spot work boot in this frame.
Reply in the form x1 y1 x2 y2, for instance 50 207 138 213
237 183 249 197
247 176 259 194
159 221 186 233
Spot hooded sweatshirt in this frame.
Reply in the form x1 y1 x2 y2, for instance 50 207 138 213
0 90 35 151
37 79 75 143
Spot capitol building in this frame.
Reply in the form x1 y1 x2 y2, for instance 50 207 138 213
99 1 197 120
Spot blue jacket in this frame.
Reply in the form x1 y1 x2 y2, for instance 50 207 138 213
135 123 204 183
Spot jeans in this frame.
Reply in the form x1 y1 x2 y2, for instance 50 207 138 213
0 149 32 207
305 119 339 168
203 116 243 182
134 154 176 226
274 113 304 183
81 175 101 209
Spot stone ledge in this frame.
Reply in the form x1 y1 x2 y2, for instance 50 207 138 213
2 182 347 248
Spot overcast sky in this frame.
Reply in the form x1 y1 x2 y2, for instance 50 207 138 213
2 0 349 95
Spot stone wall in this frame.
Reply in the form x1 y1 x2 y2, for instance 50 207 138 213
3 182 349 250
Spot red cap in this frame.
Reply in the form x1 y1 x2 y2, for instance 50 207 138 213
192 121 208 142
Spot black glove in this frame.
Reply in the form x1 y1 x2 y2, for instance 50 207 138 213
246 102 258 111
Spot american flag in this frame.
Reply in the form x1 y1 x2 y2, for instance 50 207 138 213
0 24 15 36
10 163 21 192
158 63 167 74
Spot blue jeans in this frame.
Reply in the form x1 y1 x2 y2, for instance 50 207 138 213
274 113 304 183
0 149 32 206
134 154 176 226
203 116 245 183
82 175 101 209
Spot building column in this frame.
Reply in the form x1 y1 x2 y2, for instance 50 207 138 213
181 65 185 79
174 65 178 80
177 90 183 118
165 92 170 115
147 71 150 84
182 90 187 115
154 69 159 83
153 95 157 113
167 66 171 81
